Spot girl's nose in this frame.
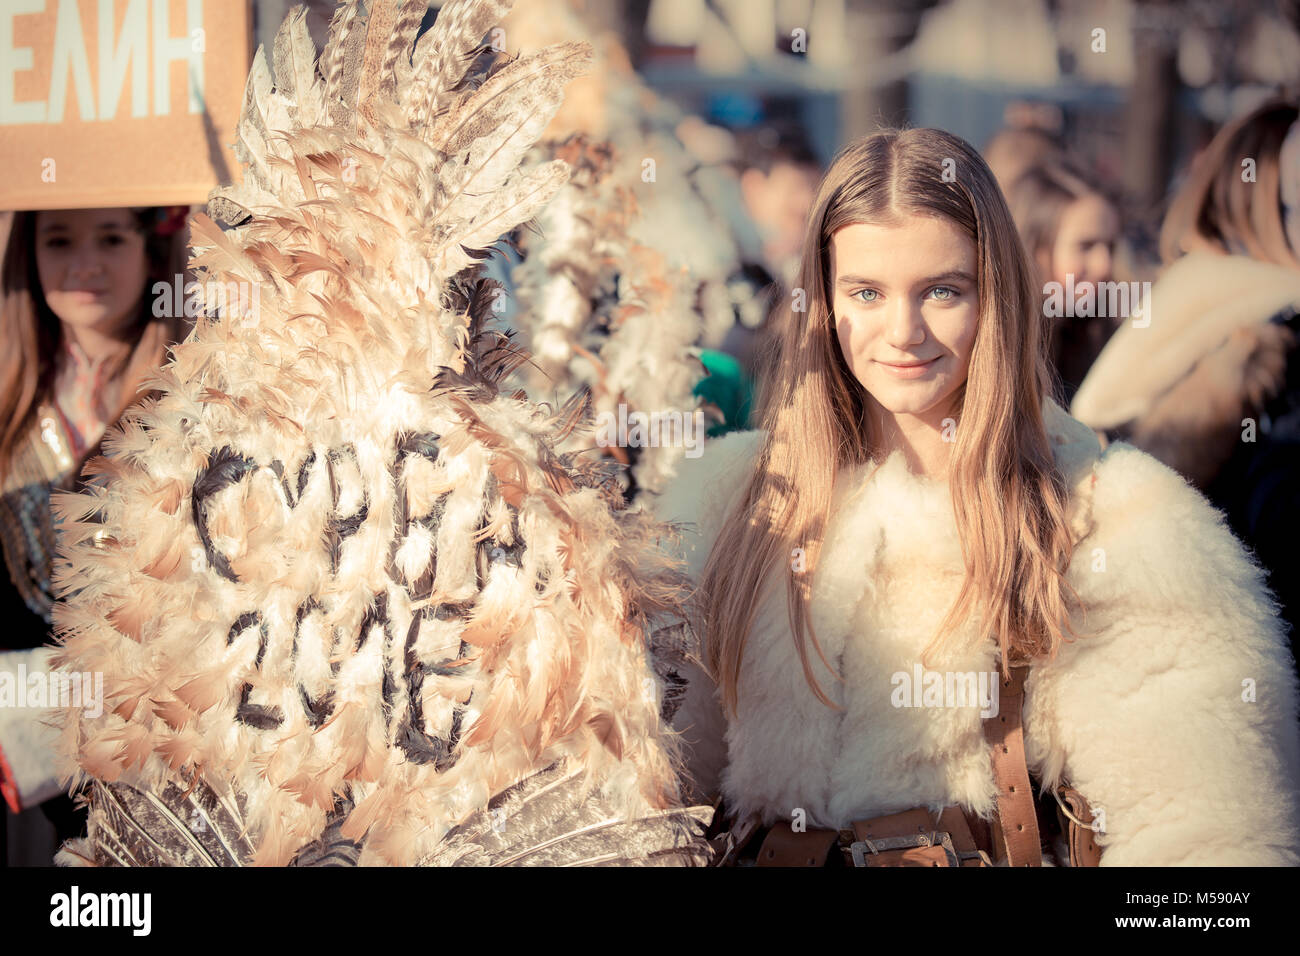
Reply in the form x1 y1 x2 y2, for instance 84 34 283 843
68 245 105 281
884 299 926 348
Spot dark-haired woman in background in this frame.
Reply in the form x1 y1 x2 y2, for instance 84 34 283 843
0 206 189 865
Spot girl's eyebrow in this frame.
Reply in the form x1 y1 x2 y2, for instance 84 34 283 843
40 220 130 234
836 270 976 286
924 270 977 285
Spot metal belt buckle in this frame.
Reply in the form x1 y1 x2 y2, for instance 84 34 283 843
1052 784 1101 832
848 830 962 867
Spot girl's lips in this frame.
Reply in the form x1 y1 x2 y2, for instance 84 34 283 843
877 357 939 379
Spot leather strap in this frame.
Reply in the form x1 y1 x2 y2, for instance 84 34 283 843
754 821 840 866
936 806 989 868
732 662 1100 868
1057 785 1102 867
750 804 995 868
853 808 946 866
984 665 1041 866
851 807 983 867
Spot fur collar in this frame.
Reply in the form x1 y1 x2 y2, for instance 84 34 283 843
1072 252 1300 429
652 401 1300 863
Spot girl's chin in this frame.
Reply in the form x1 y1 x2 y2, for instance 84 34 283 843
864 385 958 422
867 378 944 403
52 306 132 333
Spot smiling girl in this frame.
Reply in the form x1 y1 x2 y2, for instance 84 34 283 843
1 208 188 631
652 128 1300 866
0 207 188 861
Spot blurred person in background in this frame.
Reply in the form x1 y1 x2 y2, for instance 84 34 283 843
1071 96 1300 666
983 120 1063 197
735 125 822 291
710 125 822 432
0 206 189 865
1005 161 1123 403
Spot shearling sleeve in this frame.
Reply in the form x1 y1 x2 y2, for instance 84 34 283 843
1025 441 1300 865
645 430 764 805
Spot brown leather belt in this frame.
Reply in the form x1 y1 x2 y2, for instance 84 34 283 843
717 665 1081 867
750 805 995 867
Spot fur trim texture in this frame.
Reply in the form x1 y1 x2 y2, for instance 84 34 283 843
651 401 1300 864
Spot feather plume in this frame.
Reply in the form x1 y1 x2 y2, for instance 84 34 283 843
54 0 710 868
501 1 768 498
404 0 513 128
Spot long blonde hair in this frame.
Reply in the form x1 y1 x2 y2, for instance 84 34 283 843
0 208 190 476
700 128 1080 716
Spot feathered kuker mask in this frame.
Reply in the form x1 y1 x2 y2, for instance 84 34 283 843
50 0 710 868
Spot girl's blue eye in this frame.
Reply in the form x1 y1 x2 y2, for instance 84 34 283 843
929 286 958 301
852 288 878 303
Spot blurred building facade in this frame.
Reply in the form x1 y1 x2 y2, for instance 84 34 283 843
247 0 1300 265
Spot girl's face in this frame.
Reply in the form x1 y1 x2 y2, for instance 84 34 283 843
35 208 149 341
1049 194 1118 287
830 214 980 431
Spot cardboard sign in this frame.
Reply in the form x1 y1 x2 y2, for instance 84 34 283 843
0 0 252 210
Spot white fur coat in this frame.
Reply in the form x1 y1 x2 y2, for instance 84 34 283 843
651 401 1300 865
